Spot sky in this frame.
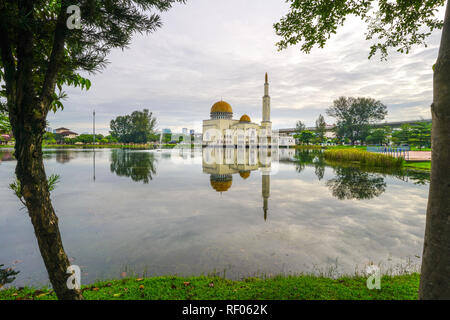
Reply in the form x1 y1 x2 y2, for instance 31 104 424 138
47 0 445 135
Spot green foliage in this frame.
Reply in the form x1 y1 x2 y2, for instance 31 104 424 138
274 0 445 60
9 174 61 204
0 0 185 115
294 130 315 144
47 174 61 192
315 114 327 143
327 97 387 145
163 133 172 143
391 122 431 148
0 274 421 300
110 109 157 143
0 111 11 134
365 127 391 145
409 122 432 149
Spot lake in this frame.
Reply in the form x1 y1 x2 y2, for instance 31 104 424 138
0 147 430 287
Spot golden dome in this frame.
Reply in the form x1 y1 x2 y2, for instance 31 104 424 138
211 101 233 113
239 171 251 179
210 180 232 192
239 114 251 122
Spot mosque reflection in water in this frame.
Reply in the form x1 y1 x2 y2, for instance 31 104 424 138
202 146 295 221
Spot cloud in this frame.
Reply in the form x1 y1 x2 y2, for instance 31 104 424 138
47 0 443 134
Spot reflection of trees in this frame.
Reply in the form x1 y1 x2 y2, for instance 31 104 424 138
110 150 157 183
294 149 326 180
55 151 75 164
0 264 19 287
326 167 386 200
292 149 430 188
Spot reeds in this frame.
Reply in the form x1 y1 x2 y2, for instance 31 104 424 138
324 149 404 168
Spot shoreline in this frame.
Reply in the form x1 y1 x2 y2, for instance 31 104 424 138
0 273 420 300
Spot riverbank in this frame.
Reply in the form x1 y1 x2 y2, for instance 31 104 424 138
0 273 420 300
322 148 431 171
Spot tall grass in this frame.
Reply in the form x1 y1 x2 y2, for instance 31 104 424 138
324 149 404 168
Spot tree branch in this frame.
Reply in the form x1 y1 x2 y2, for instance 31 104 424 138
40 1 70 110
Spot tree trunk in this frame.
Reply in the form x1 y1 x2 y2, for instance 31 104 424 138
12 113 83 300
419 0 450 300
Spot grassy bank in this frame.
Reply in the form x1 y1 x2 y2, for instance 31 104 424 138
325 145 367 151
0 274 419 300
324 149 403 168
294 145 323 150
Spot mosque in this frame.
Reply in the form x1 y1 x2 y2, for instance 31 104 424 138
202 73 295 147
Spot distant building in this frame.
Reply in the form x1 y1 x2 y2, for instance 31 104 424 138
55 127 70 134
182 128 188 135
190 129 195 135
162 128 172 135
60 131 79 139
0 134 11 145
46 127 52 133
54 127 78 139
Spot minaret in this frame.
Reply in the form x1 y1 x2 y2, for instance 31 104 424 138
261 73 272 146
262 73 271 123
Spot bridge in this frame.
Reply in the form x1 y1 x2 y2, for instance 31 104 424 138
277 119 431 135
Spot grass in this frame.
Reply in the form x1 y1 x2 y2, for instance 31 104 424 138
0 273 420 300
404 161 431 170
294 145 324 150
326 145 367 151
324 149 403 168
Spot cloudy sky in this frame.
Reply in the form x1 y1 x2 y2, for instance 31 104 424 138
47 0 445 135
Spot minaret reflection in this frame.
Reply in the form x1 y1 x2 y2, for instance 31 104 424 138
202 146 294 221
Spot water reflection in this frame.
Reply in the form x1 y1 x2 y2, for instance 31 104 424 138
202 147 296 221
0 264 19 287
0 148 431 287
326 167 387 200
0 150 14 162
292 149 430 199
110 150 157 183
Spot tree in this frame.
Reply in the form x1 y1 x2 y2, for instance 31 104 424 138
295 120 306 134
326 97 387 145
315 114 327 143
0 0 183 300
410 122 432 149
43 132 57 145
163 133 172 143
392 124 412 145
295 130 315 145
365 128 389 145
110 109 157 143
275 0 450 299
